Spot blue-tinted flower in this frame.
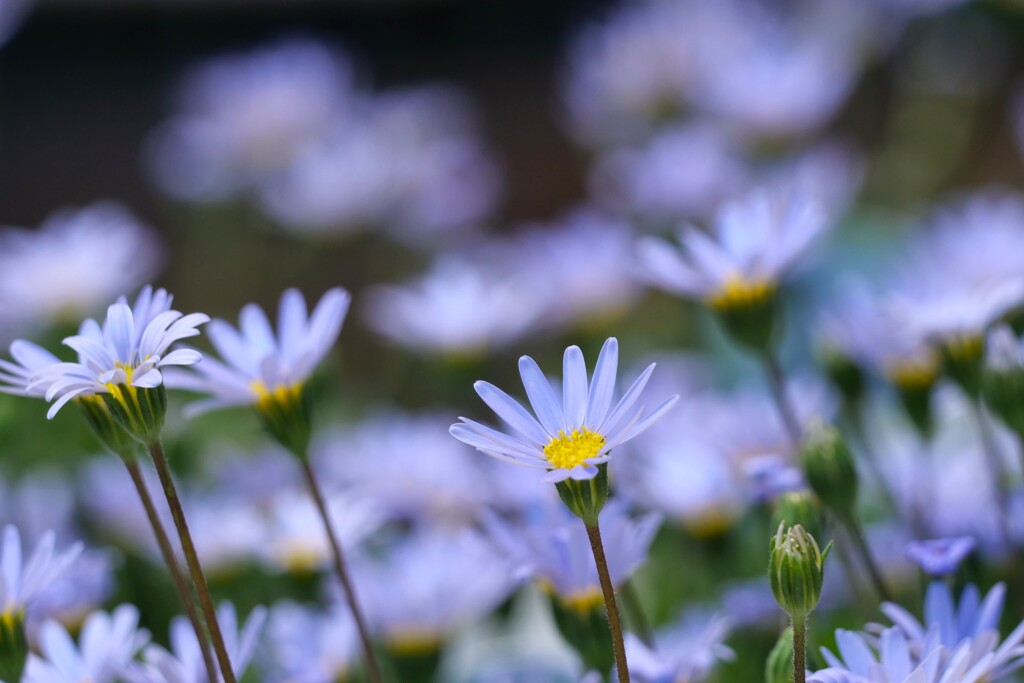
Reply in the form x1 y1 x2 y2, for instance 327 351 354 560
622 611 734 683
126 603 267 683
905 537 975 577
0 203 162 334
24 605 148 683
29 287 207 419
356 528 515 652
364 260 544 357
145 38 351 201
451 337 678 482
812 626 996 683
166 287 349 416
0 526 81 618
638 190 828 310
486 500 660 610
263 602 356 683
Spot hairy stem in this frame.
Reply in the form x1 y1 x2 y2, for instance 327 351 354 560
585 522 630 683
792 617 806 683
300 459 383 683
148 441 236 683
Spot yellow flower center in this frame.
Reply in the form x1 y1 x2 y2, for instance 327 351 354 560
250 380 303 413
707 275 777 311
560 587 605 614
944 334 984 364
886 359 939 390
543 428 606 470
388 630 442 656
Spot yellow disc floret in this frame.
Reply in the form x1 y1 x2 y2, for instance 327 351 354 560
543 428 606 470
707 274 777 311
250 380 303 414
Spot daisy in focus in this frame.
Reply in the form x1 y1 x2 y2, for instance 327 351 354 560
450 337 678 483
165 287 350 456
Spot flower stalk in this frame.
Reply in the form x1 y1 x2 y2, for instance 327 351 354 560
585 522 630 683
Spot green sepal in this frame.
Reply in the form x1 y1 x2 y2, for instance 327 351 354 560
0 610 27 683
102 384 167 445
78 395 140 459
555 464 609 526
254 384 312 460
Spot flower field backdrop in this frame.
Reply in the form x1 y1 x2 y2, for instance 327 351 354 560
3 1 1024 682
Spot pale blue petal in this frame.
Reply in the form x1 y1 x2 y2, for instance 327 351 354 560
518 355 564 435
473 381 548 446
562 345 588 431
586 337 618 430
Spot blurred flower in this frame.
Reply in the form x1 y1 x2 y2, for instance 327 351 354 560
813 626 996 683
145 38 351 202
357 528 515 653
0 526 82 619
126 603 267 683
758 142 865 220
0 203 161 335
622 611 734 682
486 500 660 611
263 601 357 683
259 86 498 241
590 122 748 222
904 537 975 577
638 190 828 310
24 605 148 683
364 259 544 357
166 287 349 417
451 337 678 482
0 472 78 545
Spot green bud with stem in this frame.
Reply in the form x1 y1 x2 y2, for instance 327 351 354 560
769 522 831 621
800 422 858 522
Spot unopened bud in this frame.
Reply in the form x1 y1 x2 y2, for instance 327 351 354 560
800 422 858 521
771 491 823 543
769 523 831 620
765 627 794 683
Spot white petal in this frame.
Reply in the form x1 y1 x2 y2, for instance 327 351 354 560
518 355 564 435
585 337 618 429
562 346 588 431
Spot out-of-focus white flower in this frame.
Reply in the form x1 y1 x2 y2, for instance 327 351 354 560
30 549 114 633
126 603 267 683
316 412 496 523
263 601 357 683
364 258 545 357
590 122 748 222
638 190 829 309
0 203 162 334
758 142 865 220
24 605 148 683
166 287 349 417
0 525 82 618
260 86 498 241
623 611 735 682
486 500 660 611
905 537 976 577
357 528 515 653
146 38 352 202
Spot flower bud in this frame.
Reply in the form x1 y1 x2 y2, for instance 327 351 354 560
0 609 27 683
818 346 865 411
555 463 609 526
800 422 858 521
769 522 831 621
102 384 167 445
765 627 794 683
771 491 823 543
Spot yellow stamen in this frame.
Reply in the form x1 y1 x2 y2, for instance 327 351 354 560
707 275 777 311
945 334 984 363
560 588 604 614
543 428 606 471
250 380 303 413
886 359 939 390
388 630 442 656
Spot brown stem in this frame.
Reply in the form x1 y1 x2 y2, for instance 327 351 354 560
148 441 237 683
299 459 383 683
585 522 630 683
123 458 217 683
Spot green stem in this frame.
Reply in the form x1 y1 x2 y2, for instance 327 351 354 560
585 522 630 683
763 352 802 447
970 399 1013 548
792 617 806 683
299 459 383 683
843 516 893 603
148 441 237 683
124 458 217 683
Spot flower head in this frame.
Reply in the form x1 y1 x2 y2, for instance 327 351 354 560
450 337 678 483
622 611 735 683
0 526 82 618
264 602 357 683
905 537 976 578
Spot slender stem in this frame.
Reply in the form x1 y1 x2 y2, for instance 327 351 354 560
619 579 655 648
148 441 237 683
842 517 893 603
970 399 1013 548
763 352 802 448
299 459 383 683
123 458 217 683
585 522 630 683
792 617 806 683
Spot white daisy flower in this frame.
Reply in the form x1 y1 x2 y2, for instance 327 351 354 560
24 604 149 683
28 286 207 421
637 189 828 311
623 611 735 683
0 525 82 618
450 337 678 483
0 203 162 334
263 602 358 683
165 287 349 417
125 603 266 683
